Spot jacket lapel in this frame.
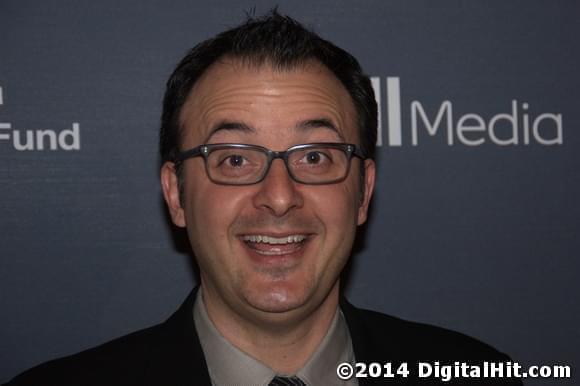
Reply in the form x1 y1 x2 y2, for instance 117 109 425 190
143 288 212 386
340 297 412 385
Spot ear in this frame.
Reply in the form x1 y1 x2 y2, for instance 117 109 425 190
357 159 376 226
160 162 186 227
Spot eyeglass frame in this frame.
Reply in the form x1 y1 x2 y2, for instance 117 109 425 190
173 142 366 185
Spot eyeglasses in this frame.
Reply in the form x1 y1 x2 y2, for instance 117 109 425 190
174 143 366 185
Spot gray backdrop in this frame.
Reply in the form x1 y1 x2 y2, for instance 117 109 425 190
1 1 578 384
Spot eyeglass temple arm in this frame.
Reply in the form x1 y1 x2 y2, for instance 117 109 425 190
351 145 366 159
174 147 203 163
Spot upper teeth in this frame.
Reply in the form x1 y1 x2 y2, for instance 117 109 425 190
242 235 306 244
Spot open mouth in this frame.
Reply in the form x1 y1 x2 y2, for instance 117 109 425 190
241 234 308 256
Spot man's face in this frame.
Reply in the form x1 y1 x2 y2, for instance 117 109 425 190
162 59 375 323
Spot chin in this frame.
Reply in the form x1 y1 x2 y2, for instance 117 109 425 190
242 280 313 314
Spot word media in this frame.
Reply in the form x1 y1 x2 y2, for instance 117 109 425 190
371 77 564 147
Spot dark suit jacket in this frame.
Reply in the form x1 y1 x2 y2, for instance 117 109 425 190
5 289 522 385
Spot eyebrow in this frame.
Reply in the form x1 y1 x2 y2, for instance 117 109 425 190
203 118 345 142
295 118 345 141
204 121 255 142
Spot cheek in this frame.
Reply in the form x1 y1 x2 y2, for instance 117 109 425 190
183 178 245 251
308 183 359 236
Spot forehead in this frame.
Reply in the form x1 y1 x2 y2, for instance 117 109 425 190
178 58 358 146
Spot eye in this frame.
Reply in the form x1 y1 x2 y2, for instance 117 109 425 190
214 151 252 168
301 151 331 165
225 154 245 167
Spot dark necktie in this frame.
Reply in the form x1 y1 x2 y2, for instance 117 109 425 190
268 375 307 386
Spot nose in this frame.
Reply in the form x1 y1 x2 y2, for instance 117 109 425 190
252 158 304 217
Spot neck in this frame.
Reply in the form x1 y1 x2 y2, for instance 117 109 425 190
201 283 340 374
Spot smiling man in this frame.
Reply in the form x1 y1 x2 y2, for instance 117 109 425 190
161 56 374 382
6 11 521 386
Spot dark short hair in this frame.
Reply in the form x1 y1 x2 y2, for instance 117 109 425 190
159 10 377 167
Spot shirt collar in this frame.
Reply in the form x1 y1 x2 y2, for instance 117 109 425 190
193 289 357 386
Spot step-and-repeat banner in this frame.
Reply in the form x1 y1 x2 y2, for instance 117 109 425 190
1 1 578 383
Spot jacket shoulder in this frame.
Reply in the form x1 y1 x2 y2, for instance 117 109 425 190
5 290 208 386
344 302 512 361
5 324 162 386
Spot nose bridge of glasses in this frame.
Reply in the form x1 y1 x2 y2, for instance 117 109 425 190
262 150 294 181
